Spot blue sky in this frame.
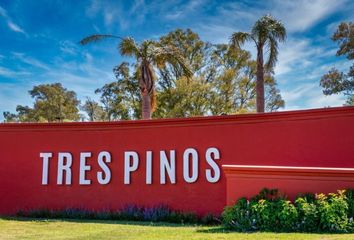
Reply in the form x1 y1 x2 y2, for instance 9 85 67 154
0 0 353 120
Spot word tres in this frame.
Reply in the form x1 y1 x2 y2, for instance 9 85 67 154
40 147 221 185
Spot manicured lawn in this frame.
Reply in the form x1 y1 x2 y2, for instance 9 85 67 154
0 217 353 240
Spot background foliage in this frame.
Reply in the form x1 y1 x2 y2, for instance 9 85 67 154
3 28 285 122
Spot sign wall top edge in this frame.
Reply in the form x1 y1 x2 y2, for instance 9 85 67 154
1 106 354 131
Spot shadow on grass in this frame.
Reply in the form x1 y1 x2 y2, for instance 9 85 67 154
196 227 235 234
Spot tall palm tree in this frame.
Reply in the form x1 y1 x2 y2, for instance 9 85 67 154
230 15 286 113
80 35 192 119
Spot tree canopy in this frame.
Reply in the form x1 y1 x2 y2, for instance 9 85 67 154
93 29 285 120
3 83 80 122
320 22 354 105
3 28 286 123
80 34 192 119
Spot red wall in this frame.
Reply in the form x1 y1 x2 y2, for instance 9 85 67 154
223 165 354 205
0 106 354 215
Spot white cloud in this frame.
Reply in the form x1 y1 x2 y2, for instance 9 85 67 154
273 34 344 85
85 0 134 30
165 0 205 20
282 84 316 103
0 5 26 35
130 0 145 14
275 39 317 76
0 6 6 16
0 66 30 78
306 93 345 108
59 40 78 55
193 0 348 46
197 24 235 44
271 0 346 32
7 21 25 34
12 53 50 70
282 82 346 110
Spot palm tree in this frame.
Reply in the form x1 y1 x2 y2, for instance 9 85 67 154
230 15 286 113
80 35 192 119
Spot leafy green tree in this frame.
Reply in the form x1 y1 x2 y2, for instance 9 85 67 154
320 22 354 105
208 44 255 114
81 98 107 121
154 76 213 118
209 44 284 114
265 75 285 112
158 29 210 86
90 29 285 120
80 35 192 119
230 15 286 112
3 83 80 122
95 62 141 120
3 111 18 123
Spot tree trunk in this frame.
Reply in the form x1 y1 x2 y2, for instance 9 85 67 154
256 45 265 113
141 90 151 119
140 61 154 120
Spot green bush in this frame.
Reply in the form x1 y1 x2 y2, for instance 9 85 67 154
345 189 354 231
277 199 298 231
222 188 354 233
222 198 257 231
344 189 354 218
251 199 297 232
251 189 297 232
316 191 348 232
295 195 319 232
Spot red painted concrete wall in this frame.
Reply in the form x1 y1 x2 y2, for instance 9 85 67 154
223 165 354 205
0 106 354 215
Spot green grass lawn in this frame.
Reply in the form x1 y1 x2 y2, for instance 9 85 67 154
0 217 353 240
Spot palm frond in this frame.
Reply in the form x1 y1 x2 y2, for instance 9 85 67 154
229 32 252 48
265 37 278 71
79 34 122 45
270 22 286 42
119 37 141 57
152 44 193 78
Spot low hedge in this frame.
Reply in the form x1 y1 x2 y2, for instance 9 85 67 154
16 204 220 225
15 188 354 232
222 188 354 233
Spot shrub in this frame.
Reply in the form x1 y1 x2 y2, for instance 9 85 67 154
16 204 200 224
345 189 354 231
277 199 298 231
316 191 348 232
222 198 257 231
252 198 284 231
295 195 319 232
251 190 297 232
142 204 171 222
95 210 114 220
344 189 354 218
222 188 353 233
119 204 144 221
